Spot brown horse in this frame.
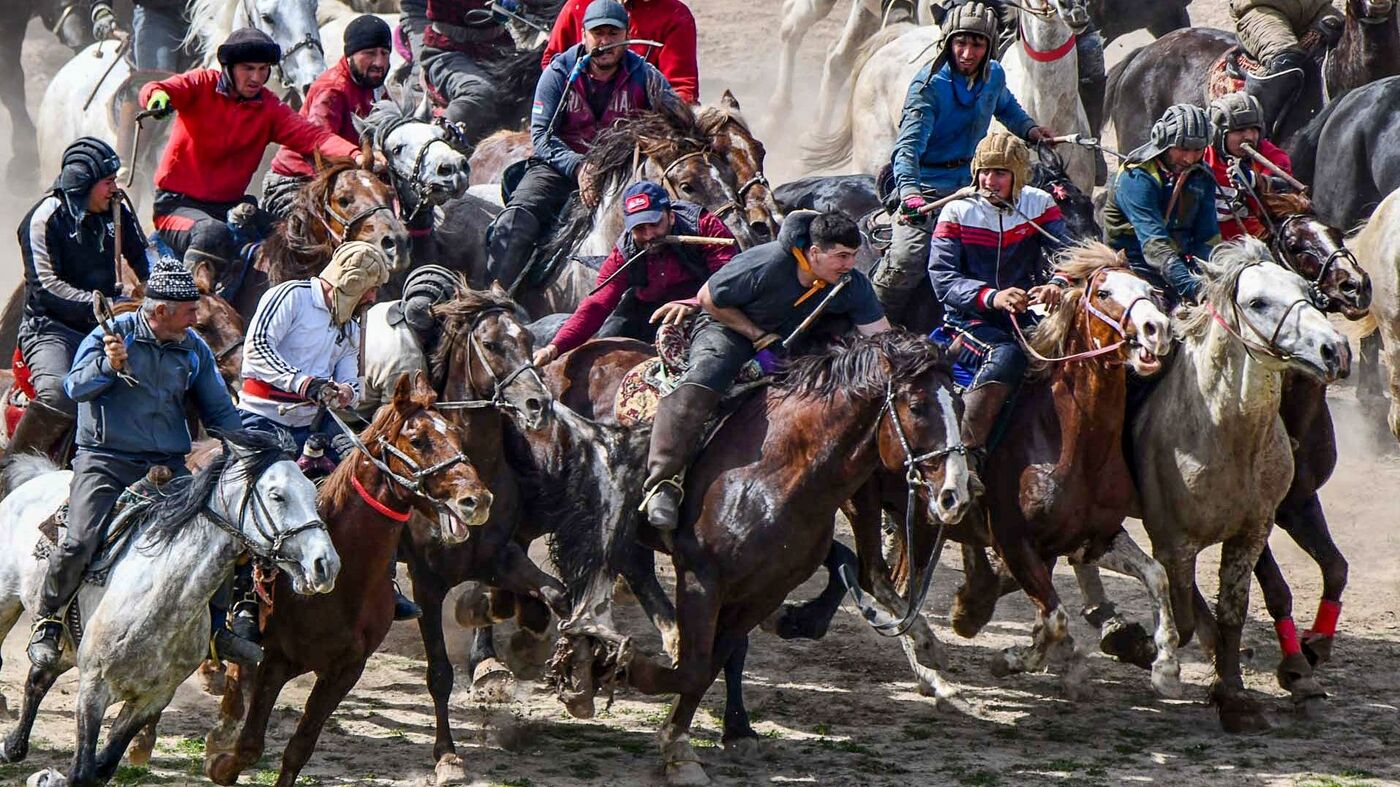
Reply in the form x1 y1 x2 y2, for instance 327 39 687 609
549 332 972 786
201 372 492 787
697 92 782 244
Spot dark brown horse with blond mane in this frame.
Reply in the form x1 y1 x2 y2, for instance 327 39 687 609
202 372 492 787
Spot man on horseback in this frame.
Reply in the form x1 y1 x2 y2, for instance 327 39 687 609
263 16 393 219
1205 91 1297 241
27 261 252 670
532 180 736 366
1103 104 1220 306
419 0 529 145
486 0 678 293
6 138 158 465
1230 0 1343 136
641 211 891 530
876 1 1053 324
138 28 372 297
929 131 1069 477
360 264 464 419
542 0 700 104
89 0 188 71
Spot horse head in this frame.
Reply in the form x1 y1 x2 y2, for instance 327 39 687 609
365 371 493 540
41 0 92 51
1041 244 1174 376
431 283 554 430
1202 239 1350 381
1031 144 1100 240
231 0 326 95
1047 0 1093 31
1269 210 1372 320
357 101 471 220
319 155 411 273
700 93 783 244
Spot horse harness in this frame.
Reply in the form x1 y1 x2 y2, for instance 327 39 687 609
1012 267 1153 364
1206 261 1312 364
435 307 547 415
376 114 471 222
655 149 742 222
201 450 327 570
323 406 472 520
319 169 397 244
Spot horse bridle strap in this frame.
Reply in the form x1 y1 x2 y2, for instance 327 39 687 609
323 190 396 243
658 150 742 220
1208 263 1310 362
350 471 412 522
1009 268 1148 364
325 406 470 513
203 455 327 568
434 308 545 415
1272 213 1355 309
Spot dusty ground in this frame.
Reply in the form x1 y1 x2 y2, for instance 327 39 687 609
3 2 1400 786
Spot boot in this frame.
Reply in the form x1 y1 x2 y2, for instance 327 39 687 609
26 616 64 670
1244 50 1307 140
209 565 263 667
4 399 75 465
1079 74 1107 142
642 384 721 531
485 206 543 293
390 557 421 621
959 382 1014 483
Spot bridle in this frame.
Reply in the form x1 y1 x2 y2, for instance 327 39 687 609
1206 261 1311 363
201 449 327 569
235 0 325 84
1271 213 1357 311
323 406 472 517
1008 270 1151 365
319 169 397 243
379 116 470 222
657 150 742 221
435 307 547 415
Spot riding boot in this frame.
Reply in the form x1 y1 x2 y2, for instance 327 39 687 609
959 382 1013 486
209 564 263 667
390 553 421 621
1244 49 1307 139
642 384 721 531
26 616 65 670
1079 74 1107 143
485 206 543 293
3 400 76 465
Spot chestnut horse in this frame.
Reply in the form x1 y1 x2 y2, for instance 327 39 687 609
548 332 973 786
201 372 492 787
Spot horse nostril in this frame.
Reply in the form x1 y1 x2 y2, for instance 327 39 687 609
525 397 544 413
939 489 959 511
438 163 455 177
314 557 329 582
459 496 477 513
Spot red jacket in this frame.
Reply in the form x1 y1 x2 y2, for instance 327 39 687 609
541 0 699 104
270 58 378 179
140 69 360 205
1204 140 1293 241
550 208 733 354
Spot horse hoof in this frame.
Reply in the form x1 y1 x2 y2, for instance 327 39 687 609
950 594 996 639
767 604 830 641
1301 634 1334 668
562 691 596 720
1099 620 1156 670
205 752 244 786
26 768 65 787
505 628 553 677
434 753 469 785
1216 696 1271 735
989 649 1019 678
664 760 711 787
470 659 516 704
453 585 496 629
722 736 761 762
127 725 157 768
1150 660 1183 700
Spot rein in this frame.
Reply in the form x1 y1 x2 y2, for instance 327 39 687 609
1205 263 1311 363
657 149 742 221
434 307 546 415
1010 269 1149 364
201 452 327 570
323 406 471 517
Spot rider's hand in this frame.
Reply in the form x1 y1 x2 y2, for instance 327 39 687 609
102 334 128 372
145 90 173 119
578 163 600 208
992 287 1029 313
898 194 927 222
649 301 697 326
331 382 355 408
1028 284 1062 309
91 5 119 41
1028 126 1057 144
532 344 560 367
304 376 332 403
753 348 782 375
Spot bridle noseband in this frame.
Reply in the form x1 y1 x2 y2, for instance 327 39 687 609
657 150 742 221
1011 268 1152 365
202 452 327 570
321 169 398 243
1272 214 1357 311
324 407 471 516
1206 262 1311 363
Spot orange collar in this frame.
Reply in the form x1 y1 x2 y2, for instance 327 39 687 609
793 247 827 306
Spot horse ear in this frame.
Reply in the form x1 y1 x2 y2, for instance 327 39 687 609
130 282 147 301
720 89 741 112
360 136 373 170
409 369 438 406
413 93 433 123
391 372 415 413
352 113 370 139
191 261 216 295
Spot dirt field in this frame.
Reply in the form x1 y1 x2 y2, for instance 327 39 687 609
3 2 1400 786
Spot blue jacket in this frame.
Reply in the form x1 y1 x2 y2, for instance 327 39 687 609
891 60 1036 198
530 46 673 178
929 187 1069 330
1102 159 1221 302
65 311 243 460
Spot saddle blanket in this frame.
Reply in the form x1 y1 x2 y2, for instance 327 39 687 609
614 317 769 427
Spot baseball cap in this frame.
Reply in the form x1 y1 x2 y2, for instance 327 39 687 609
583 0 628 31
622 181 670 231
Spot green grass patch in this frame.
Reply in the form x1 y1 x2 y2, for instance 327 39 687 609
112 766 173 785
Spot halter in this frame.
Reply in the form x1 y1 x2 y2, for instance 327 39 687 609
1010 268 1152 364
657 150 742 221
434 307 547 415
1271 213 1358 311
1206 262 1311 363
324 407 472 518
1018 10 1077 62
383 117 469 223
201 450 327 570
319 169 397 243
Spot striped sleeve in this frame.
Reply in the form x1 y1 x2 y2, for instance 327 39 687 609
242 281 312 395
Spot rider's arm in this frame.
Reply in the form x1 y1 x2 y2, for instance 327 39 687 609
304 87 350 139
697 282 766 343
655 5 700 104
244 283 314 396
846 274 891 335
269 100 359 162
187 334 244 434
992 74 1037 140
139 69 209 112
927 203 994 313
22 197 96 326
695 211 738 273
64 325 122 402
892 68 938 199
549 246 631 355
530 59 586 178
331 324 363 409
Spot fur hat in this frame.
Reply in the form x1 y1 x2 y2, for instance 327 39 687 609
216 27 281 68
319 241 391 325
971 131 1031 202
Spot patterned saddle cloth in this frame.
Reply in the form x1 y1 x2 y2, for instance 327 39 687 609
32 466 177 588
614 316 770 428
1205 31 1326 101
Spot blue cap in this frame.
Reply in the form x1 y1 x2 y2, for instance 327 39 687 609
622 181 670 231
582 0 628 31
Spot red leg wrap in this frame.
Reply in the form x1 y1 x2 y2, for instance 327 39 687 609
1310 599 1342 638
1275 617 1302 656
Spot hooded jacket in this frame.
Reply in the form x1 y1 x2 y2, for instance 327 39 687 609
541 0 700 104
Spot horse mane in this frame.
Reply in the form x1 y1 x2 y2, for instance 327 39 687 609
180 0 234 61
262 159 361 284
139 429 292 552
428 286 523 383
781 330 948 401
1025 242 1129 375
1177 237 1276 339
1259 191 1315 218
360 99 418 147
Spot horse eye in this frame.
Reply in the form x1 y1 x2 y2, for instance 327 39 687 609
1249 297 1267 309
261 13 274 25
338 196 352 207
1096 289 1110 298
680 183 695 193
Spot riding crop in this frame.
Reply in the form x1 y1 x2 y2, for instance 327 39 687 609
92 291 139 387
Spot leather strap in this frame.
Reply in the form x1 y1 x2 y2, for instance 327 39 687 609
351 473 411 523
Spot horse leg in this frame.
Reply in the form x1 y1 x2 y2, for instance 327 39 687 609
1070 562 1156 669
769 0 838 121
719 634 760 760
1147 5 1191 37
411 573 467 784
1088 532 1182 699
0 597 23 718
860 548 959 702
207 655 298 786
816 0 881 122
620 541 680 660
125 713 160 767
1376 329 1400 445
1159 547 1200 650
493 542 569 617
66 676 111 787
764 541 848 642
202 663 248 774
1275 492 1347 666
93 700 166 782
273 664 367 787
1355 332 1389 441
991 540 1086 699
0 661 65 762
0 18 34 191
952 542 1004 638
467 626 514 703
505 595 554 675
1211 534 1272 733
1253 545 1327 714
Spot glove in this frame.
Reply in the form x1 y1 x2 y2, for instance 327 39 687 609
492 0 522 20
899 194 927 221
753 348 783 375
91 6 118 41
145 90 173 119
303 377 333 404
330 432 357 461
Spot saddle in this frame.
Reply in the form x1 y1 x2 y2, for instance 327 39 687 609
613 316 769 427
1204 31 1326 102
33 466 177 588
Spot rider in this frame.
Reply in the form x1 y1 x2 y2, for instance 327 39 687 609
1230 0 1344 136
27 261 253 670
485 0 679 292
90 0 188 71
877 1 1053 324
418 0 527 145
1103 103 1220 307
928 132 1069 476
263 16 393 219
139 28 371 297
1205 91 1296 241
541 0 700 104
641 211 892 530
8 138 157 464
531 181 736 367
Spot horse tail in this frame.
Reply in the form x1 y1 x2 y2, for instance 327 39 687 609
0 454 59 500
800 22 916 173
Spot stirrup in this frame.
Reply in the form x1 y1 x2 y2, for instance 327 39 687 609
29 615 64 638
638 477 684 513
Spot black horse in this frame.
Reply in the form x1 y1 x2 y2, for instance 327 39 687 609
1290 75 1400 230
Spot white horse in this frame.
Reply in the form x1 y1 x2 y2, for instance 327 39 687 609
1341 189 1400 441
0 431 340 787
994 0 1094 191
354 99 471 223
36 0 327 199
1083 239 1348 732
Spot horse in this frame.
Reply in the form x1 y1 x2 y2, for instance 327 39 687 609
1289 75 1400 232
35 0 329 205
1103 0 1400 154
203 372 493 787
0 430 341 787
697 92 783 244
0 0 90 188
546 331 971 786
1341 188 1400 445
